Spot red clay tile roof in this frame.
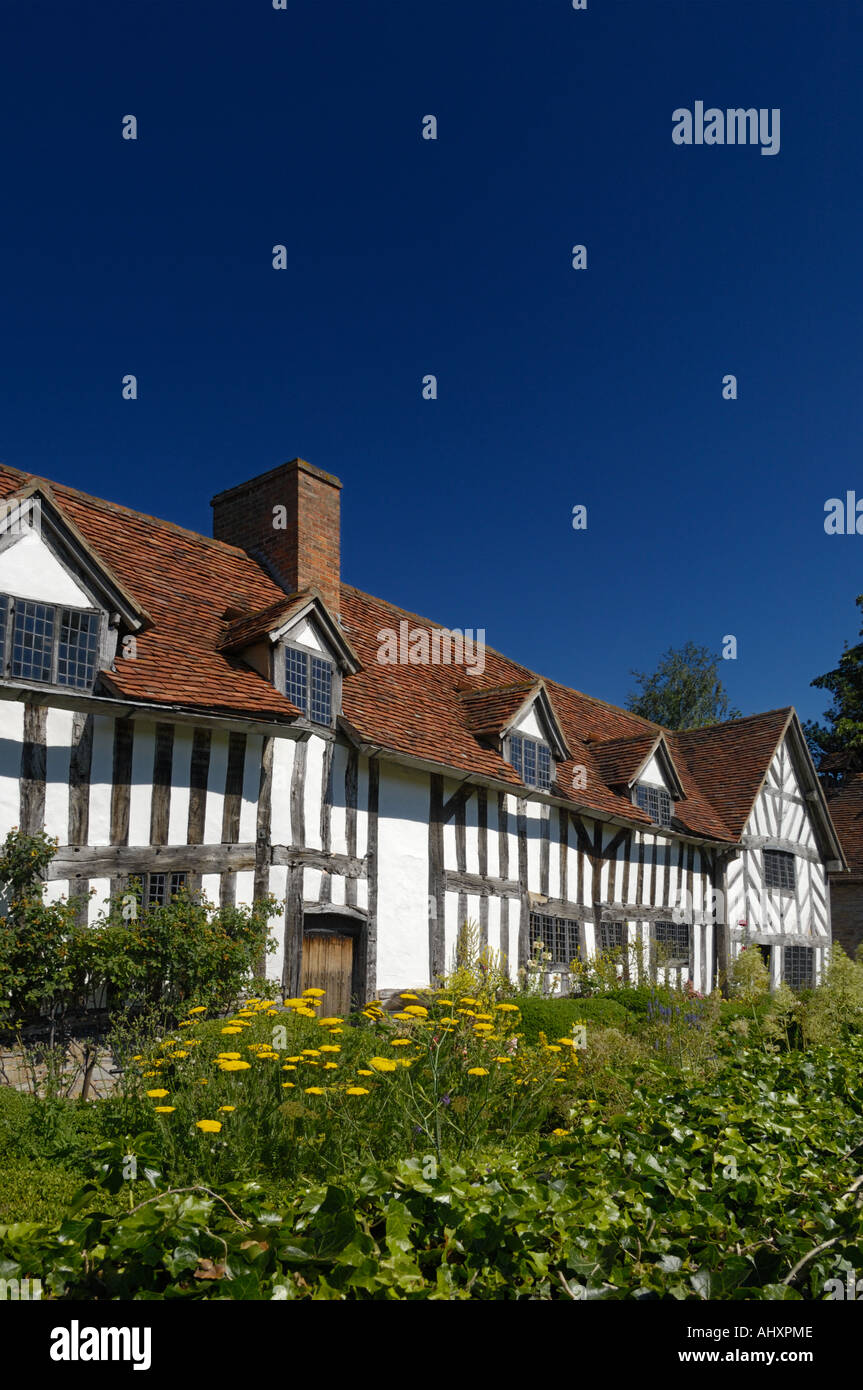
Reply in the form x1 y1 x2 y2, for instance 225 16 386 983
0 466 302 723
825 775 863 875
217 594 316 652
0 465 800 843
672 710 792 840
588 734 660 789
458 681 540 736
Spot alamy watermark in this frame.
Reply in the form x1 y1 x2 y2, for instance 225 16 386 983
376 620 486 675
672 103 780 157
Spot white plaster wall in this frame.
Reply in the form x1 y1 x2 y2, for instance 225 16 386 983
88 877 111 925
270 738 294 846
44 707 74 842
239 735 262 842
511 705 544 740
168 727 194 845
128 723 155 845
375 763 431 990
88 715 115 846
203 733 229 844
0 702 24 833
0 531 91 606
638 750 667 789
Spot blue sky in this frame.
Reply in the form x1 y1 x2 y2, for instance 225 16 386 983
1 0 860 726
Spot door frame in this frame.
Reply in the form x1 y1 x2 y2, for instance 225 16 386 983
301 904 368 1010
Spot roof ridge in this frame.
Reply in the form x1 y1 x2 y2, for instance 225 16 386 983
0 465 255 559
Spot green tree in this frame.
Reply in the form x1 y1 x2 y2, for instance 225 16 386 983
804 594 863 786
625 641 741 730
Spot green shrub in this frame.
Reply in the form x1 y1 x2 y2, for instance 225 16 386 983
0 829 283 1030
513 995 629 1044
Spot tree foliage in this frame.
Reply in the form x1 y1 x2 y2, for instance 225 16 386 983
804 594 863 785
625 641 741 730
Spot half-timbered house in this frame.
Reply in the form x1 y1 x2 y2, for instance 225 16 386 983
0 458 846 1011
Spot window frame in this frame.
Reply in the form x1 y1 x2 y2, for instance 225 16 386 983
0 590 104 691
529 910 581 968
598 920 625 954
507 733 554 791
763 848 796 892
281 640 337 728
654 919 692 969
634 782 674 828
783 943 814 990
138 871 190 911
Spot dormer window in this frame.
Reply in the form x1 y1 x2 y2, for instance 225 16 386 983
286 645 334 726
509 733 552 790
0 592 101 690
635 782 673 827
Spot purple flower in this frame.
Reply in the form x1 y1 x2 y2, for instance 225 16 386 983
441 1094 451 1107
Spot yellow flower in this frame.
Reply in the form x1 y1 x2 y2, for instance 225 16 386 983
294 1007 317 1018
142 1071 156 1078
154 1106 175 1114
217 1052 242 1060
178 1022 193 1028
459 998 477 1005
132 1055 143 1062
195 1120 222 1133
390 1039 412 1046
369 1057 398 1072
303 988 326 997
545 1045 562 1053
218 1060 251 1072
304 1086 325 1095
188 1006 207 1014
473 1023 494 1032
474 1013 493 1021
391 1012 413 1021
199 1078 209 1085
467 1067 488 1076
317 1017 343 1026
238 1010 255 1017
282 1065 297 1071
170 1051 188 1059
357 1069 373 1076
283 998 306 1006
218 1106 236 1113
319 1045 341 1053
494 1056 513 1063
328 1028 344 1035
323 1062 339 1070
400 992 420 1000
221 1027 243 1035
346 1087 370 1095
146 1089 169 1098
301 1049 321 1057
557 1038 575 1047
286 1056 301 1063
282 1082 295 1088
457 1009 476 1017
494 1003 520 1012
552 1128 569 1137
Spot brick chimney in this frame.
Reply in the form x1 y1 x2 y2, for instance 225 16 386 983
211 458 342 613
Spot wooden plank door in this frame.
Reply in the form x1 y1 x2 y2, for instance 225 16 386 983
301 929 355 1017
